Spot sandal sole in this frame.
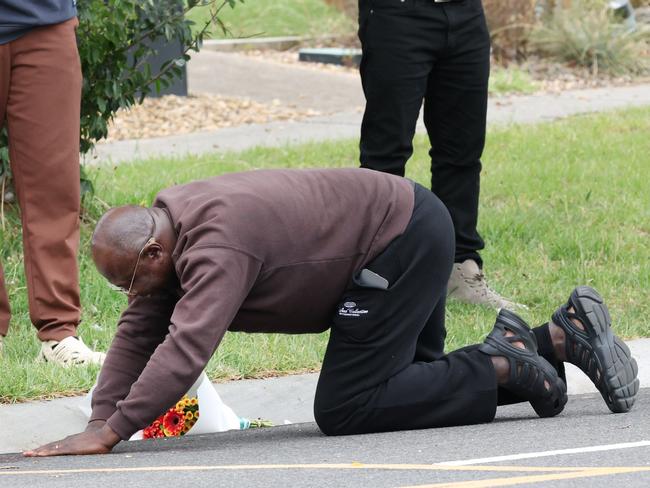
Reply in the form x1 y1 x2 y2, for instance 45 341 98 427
569 286 639 413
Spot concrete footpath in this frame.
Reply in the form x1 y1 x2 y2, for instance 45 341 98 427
89 49 650 164
1 338 649 454
92 83 650 164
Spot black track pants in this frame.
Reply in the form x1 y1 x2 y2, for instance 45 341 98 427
314 184 498 435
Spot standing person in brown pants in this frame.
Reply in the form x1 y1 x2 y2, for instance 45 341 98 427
0 1 105 365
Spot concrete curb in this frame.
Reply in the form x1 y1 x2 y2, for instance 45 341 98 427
1 338 648 455
201 35 344 52
202 36 306 52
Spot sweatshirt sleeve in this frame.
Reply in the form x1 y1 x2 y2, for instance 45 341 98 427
105 247 262 440
90 294 176 423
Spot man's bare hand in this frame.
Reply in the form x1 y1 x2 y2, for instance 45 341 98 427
23 424 121 457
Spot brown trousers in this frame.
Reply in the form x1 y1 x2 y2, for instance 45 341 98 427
0 18 82 341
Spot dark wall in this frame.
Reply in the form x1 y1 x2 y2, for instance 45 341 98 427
146 38 188 97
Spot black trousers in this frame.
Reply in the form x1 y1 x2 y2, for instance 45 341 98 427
358 0 490 265
314 184 498 435
313 184 566 435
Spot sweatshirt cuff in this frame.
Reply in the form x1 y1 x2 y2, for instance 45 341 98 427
89 403 117 423
106 410 142 440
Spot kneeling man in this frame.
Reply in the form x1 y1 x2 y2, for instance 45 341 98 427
25 168 639 456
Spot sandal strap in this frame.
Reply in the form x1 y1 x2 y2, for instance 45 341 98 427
479 310 566 417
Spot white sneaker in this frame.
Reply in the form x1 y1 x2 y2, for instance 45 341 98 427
447 259 526 310
39 336 106 367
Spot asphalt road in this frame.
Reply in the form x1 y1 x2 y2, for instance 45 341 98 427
1 389 648 488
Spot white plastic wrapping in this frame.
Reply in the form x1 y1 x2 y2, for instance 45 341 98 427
80 372 241 440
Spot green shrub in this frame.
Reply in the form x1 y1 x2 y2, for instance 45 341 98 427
530 0 650 76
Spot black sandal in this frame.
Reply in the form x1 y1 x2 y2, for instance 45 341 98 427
479 309 567 418
552 286 639 413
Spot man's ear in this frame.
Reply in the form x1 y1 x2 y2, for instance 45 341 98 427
145 242 164 260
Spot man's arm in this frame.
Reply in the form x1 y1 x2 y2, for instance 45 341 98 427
90 294 176 424
26 248 261 456
104 248 261 440
24 294 176 457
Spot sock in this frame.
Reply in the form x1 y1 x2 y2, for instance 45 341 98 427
533 323 566 382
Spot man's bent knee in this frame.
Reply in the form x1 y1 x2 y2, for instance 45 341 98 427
313 402 364 436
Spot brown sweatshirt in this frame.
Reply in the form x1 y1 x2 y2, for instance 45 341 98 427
91 168 414 439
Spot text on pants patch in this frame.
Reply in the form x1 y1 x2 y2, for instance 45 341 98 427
338 301 369 317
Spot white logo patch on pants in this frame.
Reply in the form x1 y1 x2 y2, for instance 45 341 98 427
338 301 369 317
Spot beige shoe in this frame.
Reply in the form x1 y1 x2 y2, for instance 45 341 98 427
39 336 106 367
447 259 526 310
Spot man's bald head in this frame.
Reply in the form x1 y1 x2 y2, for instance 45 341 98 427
92 206 154 283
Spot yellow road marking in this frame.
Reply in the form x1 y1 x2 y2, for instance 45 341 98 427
400 466 650 488
1 463 650 477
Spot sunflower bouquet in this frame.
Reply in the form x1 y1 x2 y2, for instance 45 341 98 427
143 395 200 439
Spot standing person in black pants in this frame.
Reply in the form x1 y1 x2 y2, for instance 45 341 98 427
358 0 521 309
